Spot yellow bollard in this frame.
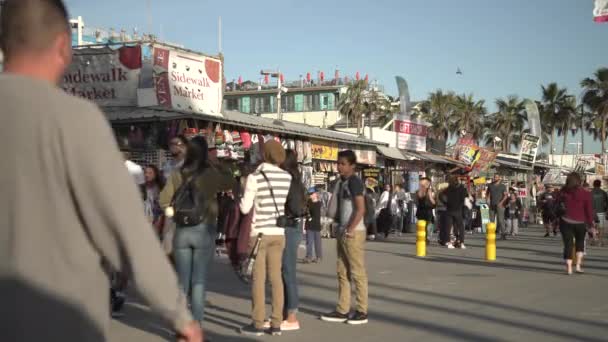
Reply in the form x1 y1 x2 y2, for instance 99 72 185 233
486 222 496 261
416 220 427 257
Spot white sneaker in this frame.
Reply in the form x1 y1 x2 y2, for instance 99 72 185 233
367 234 376 241
447 243 455 249
459 244 467 249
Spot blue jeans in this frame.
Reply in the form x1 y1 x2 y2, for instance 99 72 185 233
173 223 216 322
282 222 302 316
306 230 322 259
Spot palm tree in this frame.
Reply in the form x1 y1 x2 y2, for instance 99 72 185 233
338 80 368 135
535 101 552 147
555 96 578 165
365 91 396 129
451 93 487 142
485 95 526 152
419 90 455 141
576 104 596 154
540 83 570 158
581 68 608 153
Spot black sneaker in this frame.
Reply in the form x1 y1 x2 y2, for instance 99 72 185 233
544 233 550 237
320 311 349 323
347 311 368 325
268 326 282 336
240 324 264 336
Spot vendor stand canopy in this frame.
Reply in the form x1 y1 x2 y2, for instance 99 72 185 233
104 106 385 147
376 146 413 161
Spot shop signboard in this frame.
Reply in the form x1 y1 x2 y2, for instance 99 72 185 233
517 188 528 198
543 168 566 185
473 177 486 186
311 141 339 161
62 46 142 106
472 148 498 171
453 136 482 167
152 45 223 116
395 120 427 152
595 0 608 23
363 168 381 189
597 164 605 176
354 149 377 165
519 134 540 164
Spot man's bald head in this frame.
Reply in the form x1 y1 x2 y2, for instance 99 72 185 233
1 0 70 60
1 0 72 83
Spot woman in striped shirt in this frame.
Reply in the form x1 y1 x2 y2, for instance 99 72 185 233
239 141 292 337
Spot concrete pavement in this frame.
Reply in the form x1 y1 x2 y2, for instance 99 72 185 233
110 226 608 341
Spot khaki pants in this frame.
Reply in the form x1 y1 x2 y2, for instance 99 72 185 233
250 235 285 329
336 231 368 314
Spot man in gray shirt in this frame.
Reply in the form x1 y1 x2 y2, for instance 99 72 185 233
486 175 508 239
0 1 201 341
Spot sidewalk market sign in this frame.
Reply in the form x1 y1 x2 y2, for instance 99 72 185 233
62 46 142 106
595 0 608 22
152 45 223 116
519 134 540 165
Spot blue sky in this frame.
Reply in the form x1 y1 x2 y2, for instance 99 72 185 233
65 0 607 153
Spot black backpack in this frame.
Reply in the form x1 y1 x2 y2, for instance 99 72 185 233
172 174 205 226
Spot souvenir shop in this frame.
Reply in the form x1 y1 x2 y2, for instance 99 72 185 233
105 106 384 189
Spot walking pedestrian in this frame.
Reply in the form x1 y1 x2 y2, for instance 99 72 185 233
394 184 408 233
435 183 450 246
160 136 236 326
163 134 189 178
321 150 368 325
364 188 379 240
239 141 291 336
0 1 202 340
444 175 468 249
557 173 595 275
487 175 508 239
278 149 308 332
591 180 607 245
415 178 436 244
144 165 165 236
503 192 522 237
376 184 398 238
305 188 323 263
539 186 558 237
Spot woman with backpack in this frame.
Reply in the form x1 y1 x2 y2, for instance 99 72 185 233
276 149 308 332
159 136 235 327
557 172 595 275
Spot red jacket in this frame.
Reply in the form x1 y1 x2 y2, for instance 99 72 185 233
560 188 594 225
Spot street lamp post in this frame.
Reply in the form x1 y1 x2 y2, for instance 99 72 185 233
260 70 287 121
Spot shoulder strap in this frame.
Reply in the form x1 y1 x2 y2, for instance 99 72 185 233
170 172 195 205
259 170 281 217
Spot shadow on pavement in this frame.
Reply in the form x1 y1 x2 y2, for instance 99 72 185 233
297 280 605 342
117 302 174 341
298 298 504 342
0 278 106 341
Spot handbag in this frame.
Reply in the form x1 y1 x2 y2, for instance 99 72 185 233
259 170 289 228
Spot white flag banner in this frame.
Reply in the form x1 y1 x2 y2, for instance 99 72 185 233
595 0 608 23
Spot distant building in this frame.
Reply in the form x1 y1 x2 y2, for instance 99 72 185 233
224 76 387 128
224 78 345 128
